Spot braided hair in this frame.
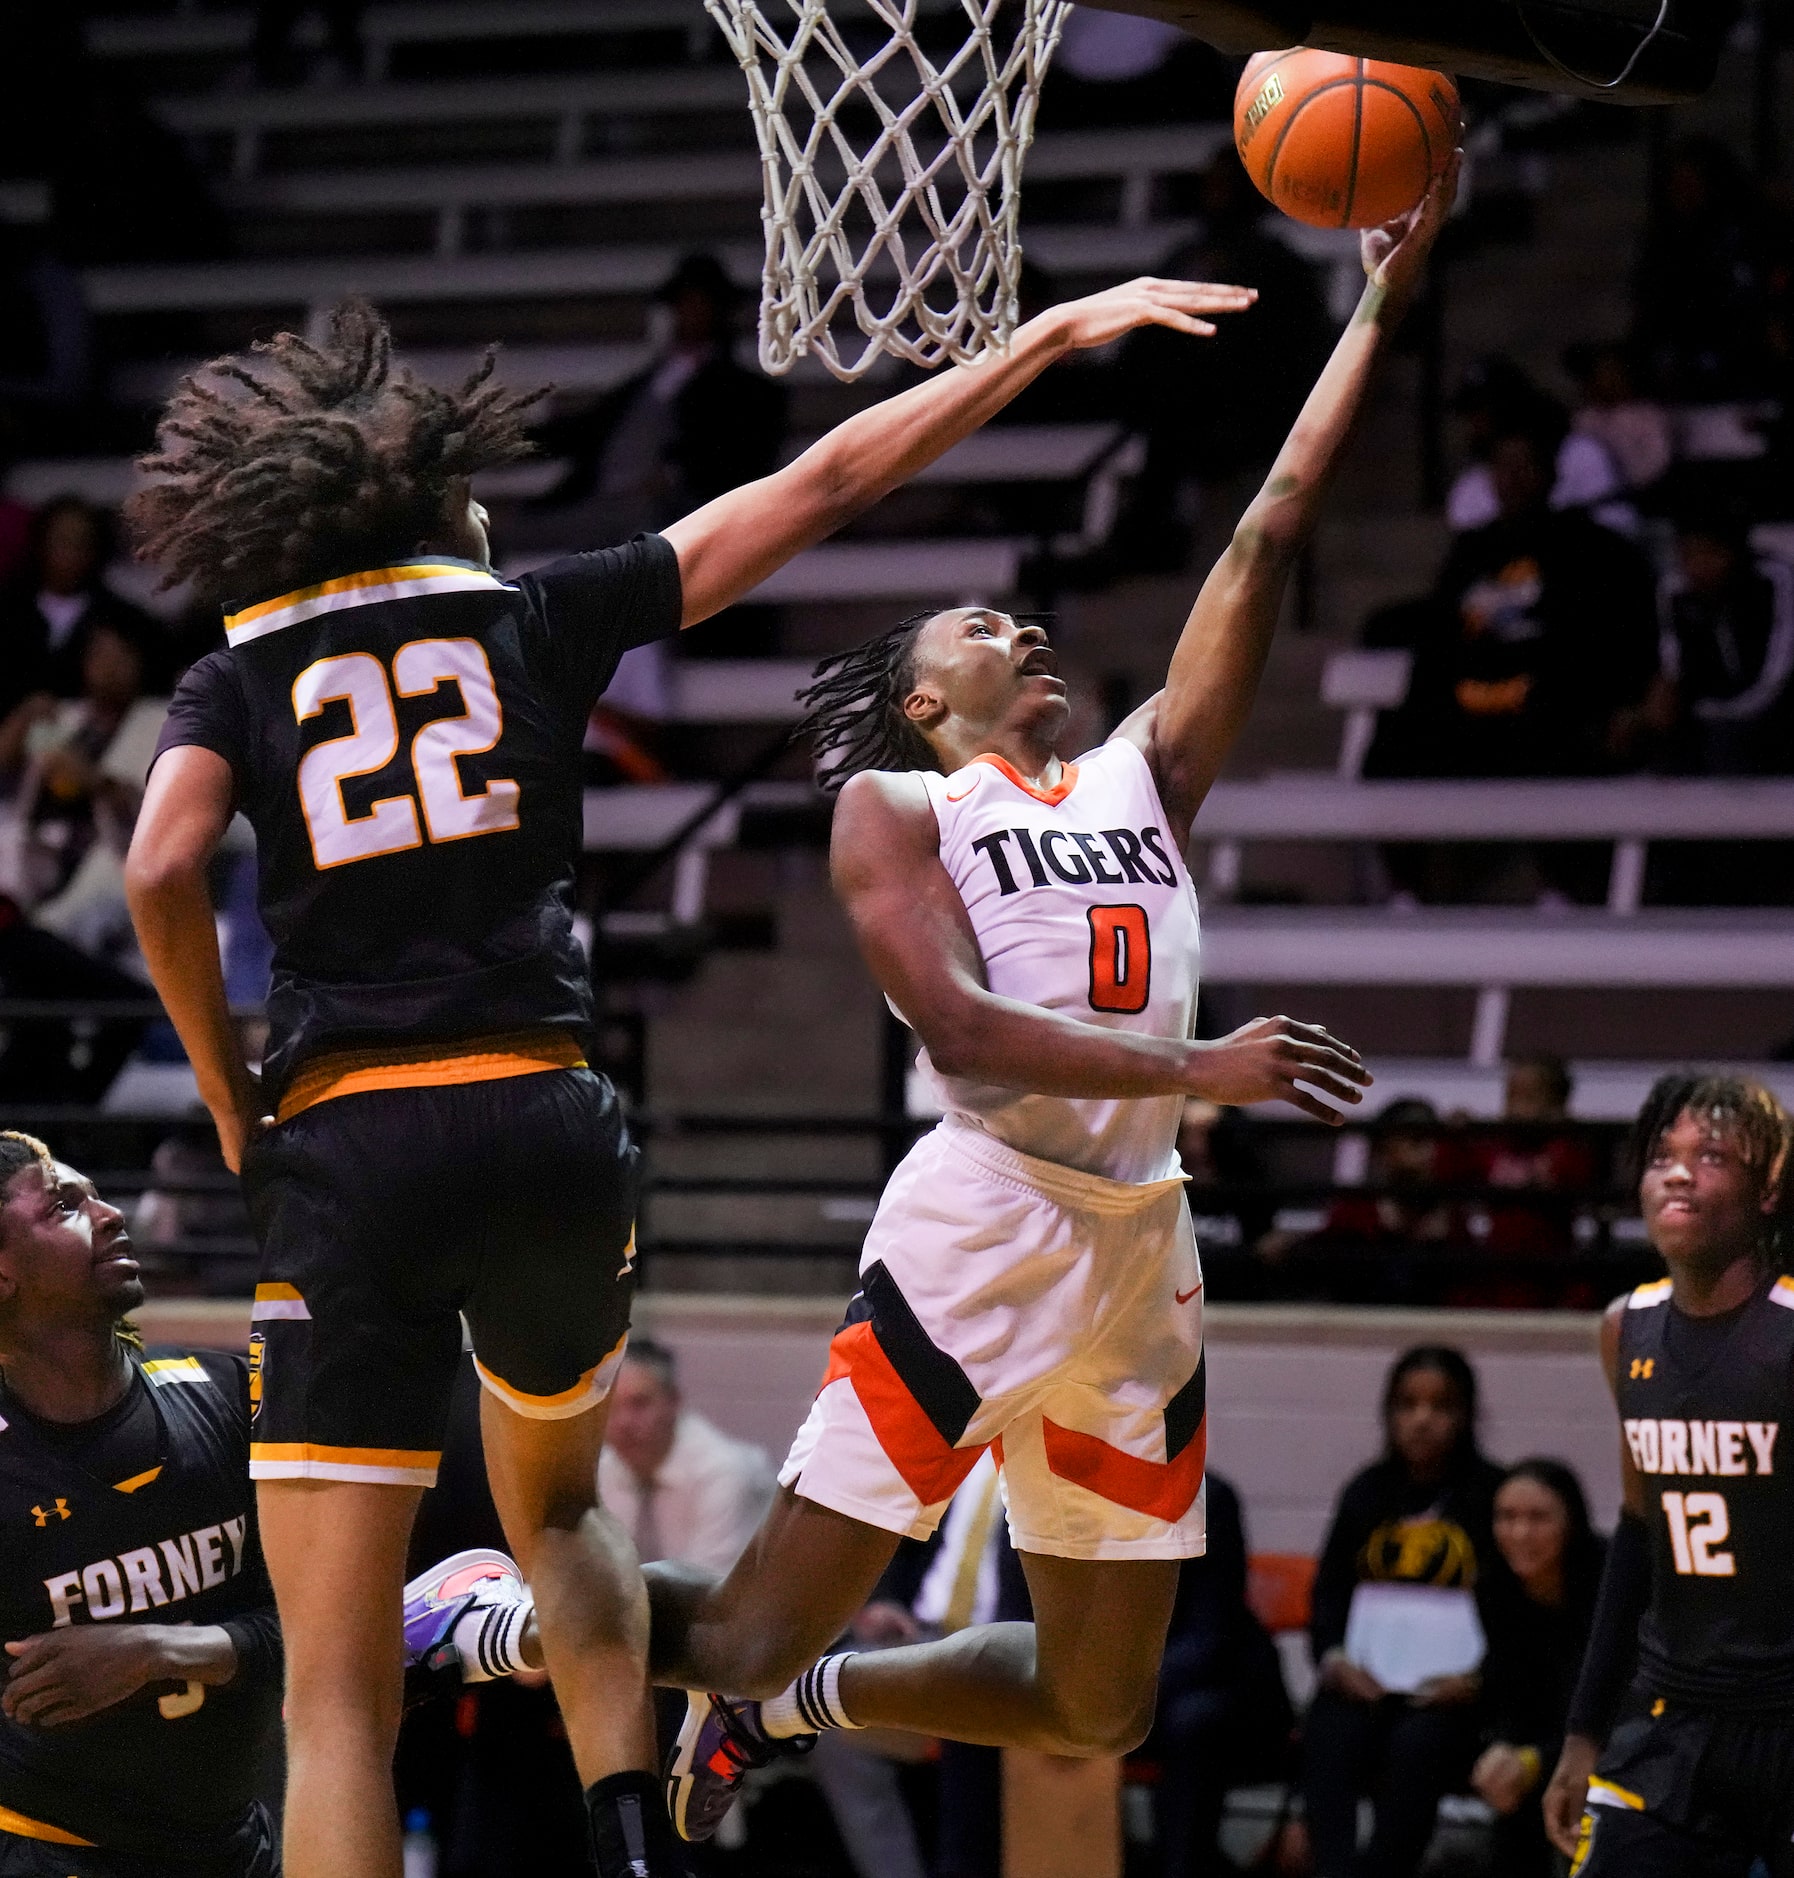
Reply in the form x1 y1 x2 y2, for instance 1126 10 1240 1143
1630 1072 1794 1267
127 298 543 607
793 611 941 790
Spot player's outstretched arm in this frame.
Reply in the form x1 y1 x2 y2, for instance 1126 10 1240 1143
663 277 1256 629
834 770 1370 1120
125 747 268 1173
1115 153 1461 846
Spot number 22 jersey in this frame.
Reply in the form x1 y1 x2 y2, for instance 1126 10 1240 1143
153 538 683 1106
913 739 1202 1185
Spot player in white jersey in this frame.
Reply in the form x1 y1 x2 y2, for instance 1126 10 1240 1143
425 156 1459 1839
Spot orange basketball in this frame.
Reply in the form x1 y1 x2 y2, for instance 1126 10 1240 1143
1233 48 1458 230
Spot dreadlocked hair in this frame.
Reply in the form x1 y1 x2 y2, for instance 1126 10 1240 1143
1630 1072 1794 1266
794 613 940 790
127 298 543 607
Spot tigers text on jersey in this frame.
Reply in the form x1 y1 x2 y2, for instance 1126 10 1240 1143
915 740 1202 1184
152 539 683 1104
0 1349 280 1859
1618 1273 1794 1710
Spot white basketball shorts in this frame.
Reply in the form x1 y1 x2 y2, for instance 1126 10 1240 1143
779 1119 1207 1562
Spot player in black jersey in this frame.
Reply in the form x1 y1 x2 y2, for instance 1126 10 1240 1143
119 279 1254 1878
0 1131 280 1878
1543 1074 1794 1876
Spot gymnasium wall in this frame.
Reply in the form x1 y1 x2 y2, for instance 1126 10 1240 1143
143 1297 1616 1555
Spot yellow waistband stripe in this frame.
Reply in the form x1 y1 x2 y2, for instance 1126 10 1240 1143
277 1030 586 1123
0 1801 95 1846
1586 1777 1646 1812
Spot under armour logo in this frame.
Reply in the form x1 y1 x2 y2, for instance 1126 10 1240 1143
1630 1358 1654 1380
31 1500 70 1526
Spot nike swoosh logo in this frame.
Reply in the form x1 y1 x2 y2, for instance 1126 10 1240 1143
1175 1285 1200 1305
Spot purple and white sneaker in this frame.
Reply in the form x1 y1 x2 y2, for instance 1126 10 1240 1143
665 1692 809 1842
402 1547 531 1685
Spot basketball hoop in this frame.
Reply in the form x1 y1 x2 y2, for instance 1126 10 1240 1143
702 0 1072 382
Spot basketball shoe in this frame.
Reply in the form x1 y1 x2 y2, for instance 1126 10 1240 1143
402 1547 534 1691
665 1692 812 1841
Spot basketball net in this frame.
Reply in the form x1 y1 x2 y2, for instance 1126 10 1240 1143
702 0 1072 381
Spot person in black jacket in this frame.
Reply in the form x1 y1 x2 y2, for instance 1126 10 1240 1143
1301 1345 1503 1878
1472 1458 1604 1878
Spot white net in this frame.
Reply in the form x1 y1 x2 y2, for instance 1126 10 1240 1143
703 0 1072 381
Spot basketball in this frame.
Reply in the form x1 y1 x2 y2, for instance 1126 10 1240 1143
1233 48 1459 230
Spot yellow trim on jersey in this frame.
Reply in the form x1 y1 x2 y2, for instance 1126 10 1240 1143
0 1802 94 1846
276 1028 585 1123
251 1282 311 1323
250 1442 440 1487
1585 1777 1646 1811
112 1465 163 1494
1627 1278 1673 1309
223 562 508 647
1769 1275 1794 1310
142 1356 208 1384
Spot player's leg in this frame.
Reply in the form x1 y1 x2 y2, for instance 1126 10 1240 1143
239 1099 469 1878
477 1388 656 1779
1569 1803 1749 1878
258 1481 422 1878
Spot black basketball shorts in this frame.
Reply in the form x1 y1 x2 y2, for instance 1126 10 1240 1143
0 1802 276 1878
241 1063 639 1486
1571 1689 1794 1878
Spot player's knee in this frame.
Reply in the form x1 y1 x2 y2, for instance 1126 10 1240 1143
1043 1685 1156 1758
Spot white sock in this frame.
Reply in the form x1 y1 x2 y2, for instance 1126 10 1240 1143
451 1594 534 1682
760 1652 861 1738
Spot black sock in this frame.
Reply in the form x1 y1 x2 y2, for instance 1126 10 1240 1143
585 1770 686 1878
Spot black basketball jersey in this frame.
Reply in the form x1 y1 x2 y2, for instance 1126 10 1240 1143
0 1347 280 1858
154 539 683 1102
1616 1271 1794 1711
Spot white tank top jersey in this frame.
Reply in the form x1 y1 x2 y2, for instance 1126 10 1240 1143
913 739 1203 1185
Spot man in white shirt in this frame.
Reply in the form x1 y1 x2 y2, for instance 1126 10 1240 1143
599 1339 774 1576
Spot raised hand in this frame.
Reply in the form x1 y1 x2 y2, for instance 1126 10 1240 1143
1042 277 1258 351
1183 1015 1372 1124
1361 148 1462 307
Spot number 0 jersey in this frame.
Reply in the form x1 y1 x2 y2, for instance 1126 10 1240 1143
913 739 1202 1184
153 538 683 1104
1617 1271 1794 1711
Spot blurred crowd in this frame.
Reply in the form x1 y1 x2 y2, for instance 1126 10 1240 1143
395 1337 1607 1878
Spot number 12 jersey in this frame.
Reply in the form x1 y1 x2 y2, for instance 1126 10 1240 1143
914 739 1202 1185
153 538 683 1106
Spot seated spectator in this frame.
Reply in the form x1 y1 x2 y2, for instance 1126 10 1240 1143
1633 136 1777 402
1144 1471 1294 1878
511 253 787 556
598 1336 775 1573
1633 504 1794 777
1302 1346 1502 1878
1452 1054 1600 1305
0 620 168 951
1445 357 1623 534
1373 419 1658 789
1473 1459 1605 1878
1565 340 1672 500
1315 1098 1465 1252
0 496 162 718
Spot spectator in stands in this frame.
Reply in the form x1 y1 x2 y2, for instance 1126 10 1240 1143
1370 417 1658 806
1472 1458 1605 1878
1302 1346 1502 1878
0 620 167 943
1105 150 1332 573
1632 503 1794 777
254 2 366 87
517 254 787 555
598 1337 775 1574
1565 341 1672 502
1633 136 1777 402
1145 1471 1293 1878
0 497 162 717
1445 357 1623 535
1453 1054 1599 1303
